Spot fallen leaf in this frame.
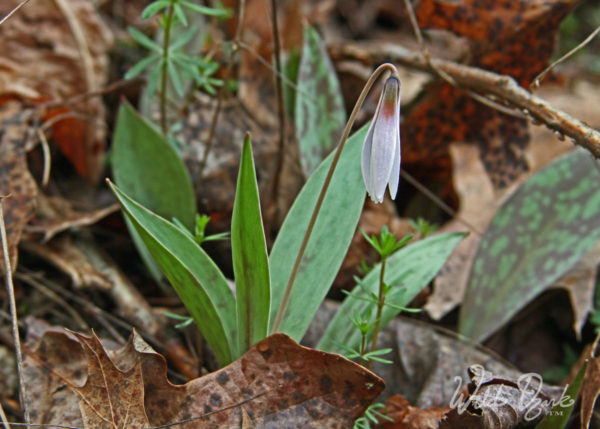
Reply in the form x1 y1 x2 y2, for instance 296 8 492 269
0 101 38 273
425 143 501 320
24 328 384 428
0 0 113 182
383 395 449 429
551 242 600 339
439 365 565 429
402 0 576 195
22 235 112 291
22 234 162 336
26 193 118 242
304 300 522 406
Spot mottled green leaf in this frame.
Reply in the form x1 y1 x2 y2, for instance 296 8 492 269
318 233 465 353
535 361 585 429
295 25 346 176
112 102 196 280
231 135 271 358
269 126 367 340
459 149 600 342
108 182 235 366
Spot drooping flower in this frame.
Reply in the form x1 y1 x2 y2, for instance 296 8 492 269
361 76 401 203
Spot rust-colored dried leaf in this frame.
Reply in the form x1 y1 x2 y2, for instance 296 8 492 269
382 394 450 429
0 101 38 273
24 329 384 428
403 0 576 191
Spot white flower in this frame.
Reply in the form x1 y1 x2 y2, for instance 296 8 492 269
361 76 401 203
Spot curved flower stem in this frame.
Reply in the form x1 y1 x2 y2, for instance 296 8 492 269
271 62 400 333
367 256 387 371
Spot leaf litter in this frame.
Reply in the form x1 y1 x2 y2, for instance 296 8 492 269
23 327 384 428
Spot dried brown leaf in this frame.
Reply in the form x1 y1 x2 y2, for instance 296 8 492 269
0 0 113 182
383 394 449 429
24 328 384 428
26 193 118 242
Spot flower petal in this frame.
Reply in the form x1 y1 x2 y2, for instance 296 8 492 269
388 131 401 200
361 121 375 197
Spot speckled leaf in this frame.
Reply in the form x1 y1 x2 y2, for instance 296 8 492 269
459 149 600 342
269 126 367 341
108 182 235 366
318 233 465 354
25 329 384 428
231 135 270 358
112 101 196 280
295 25 346 176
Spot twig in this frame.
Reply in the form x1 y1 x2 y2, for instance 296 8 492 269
199 0 246 176
40 78 144 110
268 0 287 227
533 23 600 89
0 200 30 427
400 170 483 235
0 0 32 26
17 273 88 330
402 0 526 119
329 41 600 156
36 129 51 187
0 401 10 429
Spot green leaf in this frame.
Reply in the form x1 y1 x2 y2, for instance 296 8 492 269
295 25 346 176
173 3 187 27
318 233 465 353
128 27 161 53
535 362 585 429
459 149 600 342
231 135 271 358
180 1 232 18
268 126 367 340
125 54 160 80
141 0 170 19
167 59 184 97
111 102 196 279
108 182 235 366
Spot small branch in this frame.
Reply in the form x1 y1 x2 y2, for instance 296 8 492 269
0 0 32 26
0 401 10 429
268 0 287 227
0 200 30 427
329 42 600 157
532 23 600 89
